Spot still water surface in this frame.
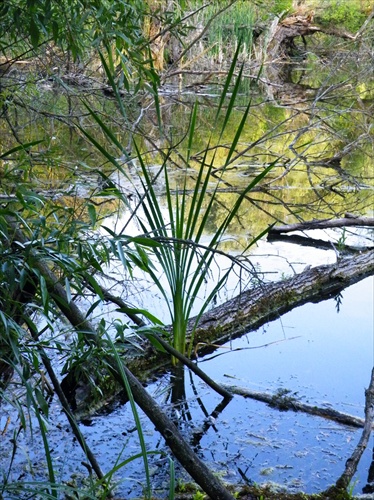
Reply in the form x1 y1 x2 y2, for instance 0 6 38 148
1 39 373 496
75 273 373 498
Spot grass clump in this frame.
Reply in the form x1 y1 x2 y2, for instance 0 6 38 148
313 0 369 33
192 1 256 60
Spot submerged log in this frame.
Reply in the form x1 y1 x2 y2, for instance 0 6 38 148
267 232 373 253
188 249 374 350
220 384 370 429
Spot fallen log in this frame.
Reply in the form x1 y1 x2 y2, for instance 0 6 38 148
93 250 373 370
188 249 374 350
268 216 374 236
220 384 371 429
267 232 373 253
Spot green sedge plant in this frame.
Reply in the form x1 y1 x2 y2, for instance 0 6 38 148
80 42 274 364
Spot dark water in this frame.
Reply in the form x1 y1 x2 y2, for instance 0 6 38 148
2 274 371 498
73 274 373 498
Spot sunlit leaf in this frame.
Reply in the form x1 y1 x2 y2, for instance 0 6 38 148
128 236 161 248
87 204 97 227
117 306 164 326
116 240 127 268
0 140 44 159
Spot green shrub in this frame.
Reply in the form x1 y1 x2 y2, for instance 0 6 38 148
316 0 367 32
195 1 256 58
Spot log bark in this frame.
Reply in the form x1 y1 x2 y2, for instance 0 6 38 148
188 249 374 351
220 384 370 429
268 216 374 235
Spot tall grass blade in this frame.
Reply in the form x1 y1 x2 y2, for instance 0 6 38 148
99 49 127 120
80 102 129 164
104 332 152 499
215 37 244 125
168 456 175 500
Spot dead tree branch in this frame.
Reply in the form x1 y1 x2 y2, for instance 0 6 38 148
327 367 374 494
221 384 370 429
268 216 374 236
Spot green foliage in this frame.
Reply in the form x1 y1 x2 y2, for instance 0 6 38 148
192 491 206 500
81 44 273 365
0 0 154 91
132 118 272 362
0 179 159 496
1 0 144 54
270 0 293 15
316 0 367 32
195 1 256 58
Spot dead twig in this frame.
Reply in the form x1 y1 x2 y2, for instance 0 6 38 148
327 367 374 493
220 383 371 429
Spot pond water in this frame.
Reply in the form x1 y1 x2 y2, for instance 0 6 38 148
1 238 372 499
78 240 373 498
15 276 373 498
1 30 374 499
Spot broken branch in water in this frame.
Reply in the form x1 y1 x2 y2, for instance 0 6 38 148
267 232 373 253
268 215 374 235
331 367 374 492
220 383 371 429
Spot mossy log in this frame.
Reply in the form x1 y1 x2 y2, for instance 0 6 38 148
188 249 374 351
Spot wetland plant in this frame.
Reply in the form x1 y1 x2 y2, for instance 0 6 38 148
85 43 274 363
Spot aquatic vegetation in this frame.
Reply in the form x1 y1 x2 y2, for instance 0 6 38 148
1 1 373 499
